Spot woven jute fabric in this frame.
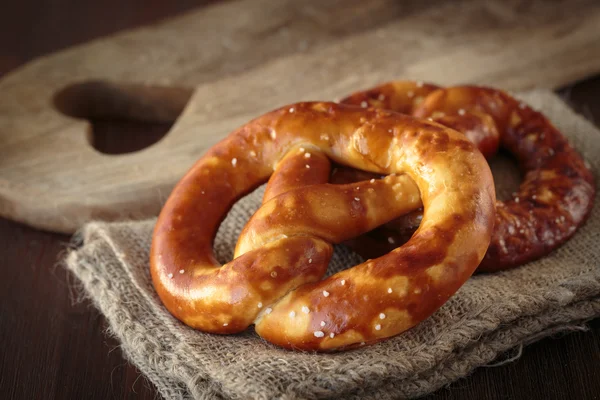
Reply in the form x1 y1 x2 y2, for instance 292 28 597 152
65 90 600 400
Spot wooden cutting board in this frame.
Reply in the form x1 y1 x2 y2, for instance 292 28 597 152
2 0 600 233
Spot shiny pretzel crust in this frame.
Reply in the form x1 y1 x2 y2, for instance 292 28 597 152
150 102 496 351
341 82 596 271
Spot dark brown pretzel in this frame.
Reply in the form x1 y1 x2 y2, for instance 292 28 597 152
150 102 496 351
337 81 595 271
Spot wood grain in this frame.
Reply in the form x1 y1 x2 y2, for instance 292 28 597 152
1 0 600 233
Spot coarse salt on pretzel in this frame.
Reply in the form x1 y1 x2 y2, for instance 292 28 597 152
150 102 495 351
339 82 596 271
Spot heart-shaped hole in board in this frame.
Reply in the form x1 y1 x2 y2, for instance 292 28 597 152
53 81 194 154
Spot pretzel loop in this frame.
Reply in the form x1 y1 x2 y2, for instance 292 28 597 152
151 102 496 351
339 82 596 271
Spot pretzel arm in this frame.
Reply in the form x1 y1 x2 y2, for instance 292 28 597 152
260 144 424 260
235 174 422 257
263 145 332 202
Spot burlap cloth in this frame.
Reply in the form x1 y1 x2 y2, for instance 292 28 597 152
65 90 600 400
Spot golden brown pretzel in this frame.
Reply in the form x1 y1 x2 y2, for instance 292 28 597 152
337 81 595 271
150 102 496 351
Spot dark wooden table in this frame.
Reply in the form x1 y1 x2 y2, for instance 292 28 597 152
1 2 599 399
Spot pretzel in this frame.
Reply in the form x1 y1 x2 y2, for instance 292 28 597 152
337 81 596 271
150 102 496 351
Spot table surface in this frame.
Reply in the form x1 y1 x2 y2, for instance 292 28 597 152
1 2 599 399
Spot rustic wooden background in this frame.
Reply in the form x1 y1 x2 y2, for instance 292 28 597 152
2 0 600 234
1 1 599 399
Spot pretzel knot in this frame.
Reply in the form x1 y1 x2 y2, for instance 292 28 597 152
150 102 495 351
